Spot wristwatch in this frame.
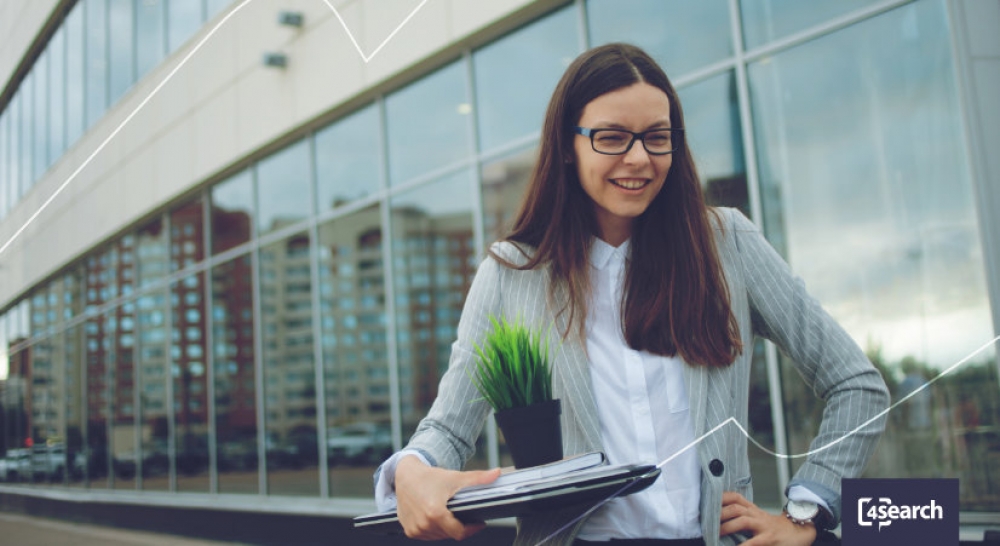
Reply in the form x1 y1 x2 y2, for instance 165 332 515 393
783 499 831 529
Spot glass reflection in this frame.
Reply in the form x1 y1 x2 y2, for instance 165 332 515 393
740 0 880 49
749 2 998 511
677 72 749 214
480 146 535 245
386 62 471 185
256 140 310 235
587 0 732 77
211 170 253 255
137 219 170 490
49 27 66 163
64 326 85 488
108 0 135 104
318 205 391 496
168 0 203 51
213 256 259 494
390 171 487 470
111 237 137 491
259 233 318 496
83 248 114 488
85 0 108 128
315 105 380 211
66 3 85 146
136 0 167 80
170 273 209 492
473 6 578 152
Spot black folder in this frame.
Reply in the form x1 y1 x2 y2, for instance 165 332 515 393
353 462 661 534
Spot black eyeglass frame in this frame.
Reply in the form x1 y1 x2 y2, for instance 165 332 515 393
573 126 684 156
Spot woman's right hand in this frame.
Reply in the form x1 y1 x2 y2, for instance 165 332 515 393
394 454 502 540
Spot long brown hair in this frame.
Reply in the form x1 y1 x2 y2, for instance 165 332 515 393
489 43 741 368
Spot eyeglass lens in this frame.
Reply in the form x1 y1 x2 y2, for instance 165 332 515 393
592 129 677 155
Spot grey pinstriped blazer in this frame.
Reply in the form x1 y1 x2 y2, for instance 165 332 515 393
402 207 889 545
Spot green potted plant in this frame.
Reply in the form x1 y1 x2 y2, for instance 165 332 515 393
469 315 562 469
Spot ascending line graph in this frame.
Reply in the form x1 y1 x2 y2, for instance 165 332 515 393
533 334 1000 545
0 0 429 258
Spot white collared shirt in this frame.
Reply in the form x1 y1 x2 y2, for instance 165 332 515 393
576 238 703 540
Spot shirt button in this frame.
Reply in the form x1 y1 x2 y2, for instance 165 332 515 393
709 459 724 477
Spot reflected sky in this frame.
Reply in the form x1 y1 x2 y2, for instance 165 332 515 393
751 0 991 368
740 0 881 49
588 0 732 76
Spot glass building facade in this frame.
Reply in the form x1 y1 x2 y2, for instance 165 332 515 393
1 0 997 529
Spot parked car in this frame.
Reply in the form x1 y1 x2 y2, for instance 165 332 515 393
30 445 67 482
0 449 32 482
327 422 392 465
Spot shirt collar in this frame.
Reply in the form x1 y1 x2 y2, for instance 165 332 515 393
589 237 630 271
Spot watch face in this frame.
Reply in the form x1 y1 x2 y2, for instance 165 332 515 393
787 499 819 520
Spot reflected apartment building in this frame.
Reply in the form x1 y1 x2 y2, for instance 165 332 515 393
1 0 999 542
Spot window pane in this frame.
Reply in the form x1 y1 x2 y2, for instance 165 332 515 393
136 0 166 80
472 5 578 152
256 139 310 235
749 1 998 510
170 198 205 271
740 0 880 49
66 2 86 144
21 74 34 194
9 93 21 205
1 112 8 218
206 0 231 19
315 105 379 211
171 273 209 492
385 61 471 185
213 255 259 494
49 27 67 162
677 71 748 215
111 241 137 491
86 0 109 127
27 282 69 484
84 247 115 488
211 169 253 255
480 146 534 244
33 51 49 179
137 217 169 289
168 0 202 51
259 233 318 496
587 0 732 77
390 170 487 469
109 0 135 103
318 205 391 496
65 316 86 487
138 288 170 490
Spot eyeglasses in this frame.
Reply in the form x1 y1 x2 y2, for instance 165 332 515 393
574 126 684 156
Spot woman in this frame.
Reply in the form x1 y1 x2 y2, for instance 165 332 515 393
374 43 889 546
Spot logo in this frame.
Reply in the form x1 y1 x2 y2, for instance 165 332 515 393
843 479 958 546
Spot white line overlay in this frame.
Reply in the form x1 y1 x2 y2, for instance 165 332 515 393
0 0 429 259
533 334 1000 545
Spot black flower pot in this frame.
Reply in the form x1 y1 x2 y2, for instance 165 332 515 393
494 399 563 469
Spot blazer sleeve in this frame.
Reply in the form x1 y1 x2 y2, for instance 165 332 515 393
398 248 509 471
726 208 890 527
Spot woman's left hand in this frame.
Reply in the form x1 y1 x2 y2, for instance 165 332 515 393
719 491 817 546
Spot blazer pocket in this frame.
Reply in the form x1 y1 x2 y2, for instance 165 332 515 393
733 475 753 497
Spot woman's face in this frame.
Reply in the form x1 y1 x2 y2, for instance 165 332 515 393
572 82 673 246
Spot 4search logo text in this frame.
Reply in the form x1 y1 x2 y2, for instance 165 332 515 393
857 496 945 531
842 478 957 546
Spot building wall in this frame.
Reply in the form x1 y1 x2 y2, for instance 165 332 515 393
0 0 541 308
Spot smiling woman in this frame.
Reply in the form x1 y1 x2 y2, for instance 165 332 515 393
377 43 888 546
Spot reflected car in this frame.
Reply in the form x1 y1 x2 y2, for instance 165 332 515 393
217 440 258 472
0 449 32 482
30 445 67 482
327 422 392 465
